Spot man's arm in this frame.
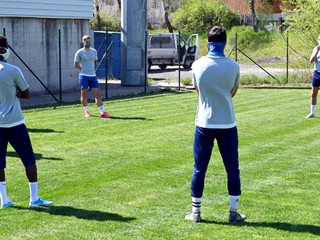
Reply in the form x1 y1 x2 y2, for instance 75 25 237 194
310 46 320 63
74 61 82 70
230 85 239 98
16 88 30 99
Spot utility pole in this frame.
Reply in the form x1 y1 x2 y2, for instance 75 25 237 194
121 0 147 86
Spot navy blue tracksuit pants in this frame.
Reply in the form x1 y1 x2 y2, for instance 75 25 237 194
191 126 241 198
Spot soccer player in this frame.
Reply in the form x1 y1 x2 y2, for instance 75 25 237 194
0 36 53 209
306 35 320 118
185 26 246 223
74 35 112 118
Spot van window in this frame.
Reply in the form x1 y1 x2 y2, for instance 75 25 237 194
150 36 175 48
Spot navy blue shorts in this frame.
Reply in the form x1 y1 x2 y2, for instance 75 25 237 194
0 124 36 169
79 75 99 90
312 70 320 87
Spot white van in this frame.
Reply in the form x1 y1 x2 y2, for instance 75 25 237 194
147 33 199 71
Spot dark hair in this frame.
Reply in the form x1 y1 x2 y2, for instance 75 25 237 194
0 36 9 48
208 26 227 43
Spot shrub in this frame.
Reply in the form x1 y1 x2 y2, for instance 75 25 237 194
172 0 240 33
90 12 121 32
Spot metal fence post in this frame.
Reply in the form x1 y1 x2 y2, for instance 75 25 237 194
105 29 108 99
178 31 181 90
286 31 289 83
235 32 238 62
145 30 148 93
59 29 62 102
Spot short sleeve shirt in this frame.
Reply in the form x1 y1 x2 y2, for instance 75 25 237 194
74 48 98 76
192 56 240 129
314 48 320 72
0 62 28 127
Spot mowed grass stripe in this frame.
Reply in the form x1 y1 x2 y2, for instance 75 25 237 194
2 88 320 240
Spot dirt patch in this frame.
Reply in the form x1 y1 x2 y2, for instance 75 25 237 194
256 56 283 64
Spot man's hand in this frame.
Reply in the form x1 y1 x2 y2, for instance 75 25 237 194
16 88 30 99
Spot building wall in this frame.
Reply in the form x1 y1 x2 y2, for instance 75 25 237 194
0 1 93 95
0 0 92 19
0 18 90 95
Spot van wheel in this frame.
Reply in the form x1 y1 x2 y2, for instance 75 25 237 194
183 57 192 69
148 59 152 72
159 64 167 70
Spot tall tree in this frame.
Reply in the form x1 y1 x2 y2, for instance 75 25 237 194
283 0 320 43
249 0 258 32
93 0 105 31
162 0 173 33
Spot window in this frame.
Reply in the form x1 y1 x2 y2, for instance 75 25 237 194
106 0 114 5
150 36 175 48
150 0 157 9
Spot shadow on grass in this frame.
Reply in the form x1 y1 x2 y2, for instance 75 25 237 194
110 116 151 121
15 205 135 222
6 152 63 161
202 220 320 236
27 128 64 133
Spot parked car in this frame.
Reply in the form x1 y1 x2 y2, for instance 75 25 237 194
147 33 199 71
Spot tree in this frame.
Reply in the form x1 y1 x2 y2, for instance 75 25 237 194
162 0 173 33
283 0 320 44
93 0 105 31
249 0 258 32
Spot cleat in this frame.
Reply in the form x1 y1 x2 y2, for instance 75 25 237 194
100 112 112 118
306 113 315 118
85 111 91 118
1 201 15 209
228 211 246 223
29 198 54 207
185 212 201 223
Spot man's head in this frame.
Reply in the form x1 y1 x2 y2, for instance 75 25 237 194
0 36 9 61
208 26 227 43
82 35 91 49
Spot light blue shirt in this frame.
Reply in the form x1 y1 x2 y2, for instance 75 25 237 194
192 56 240 129
74 48 98 76
314 49 320 72
0 62 29 127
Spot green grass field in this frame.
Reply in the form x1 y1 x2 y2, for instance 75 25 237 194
1 89 319 240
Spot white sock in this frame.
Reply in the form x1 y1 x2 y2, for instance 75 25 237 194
83 106 89 112
29 182 39 202
98 105 105 114
0 181 9 205
191 197 202 213
229 195 240 212
311 105 316 114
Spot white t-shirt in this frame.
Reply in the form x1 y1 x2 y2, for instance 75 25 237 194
192 55 240 129
0 61 29 127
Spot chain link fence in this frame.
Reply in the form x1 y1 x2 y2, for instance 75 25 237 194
2 19 88 104
227 30 313 86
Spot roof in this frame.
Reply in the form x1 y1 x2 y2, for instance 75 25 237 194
0 0 93 19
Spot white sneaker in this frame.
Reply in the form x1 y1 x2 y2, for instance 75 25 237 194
306 113 315 118
185 212 201 222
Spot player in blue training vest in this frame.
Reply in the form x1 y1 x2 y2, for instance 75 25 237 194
185 26 246 223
